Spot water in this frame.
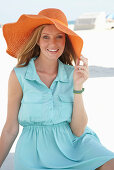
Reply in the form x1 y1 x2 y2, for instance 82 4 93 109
68 20 75 25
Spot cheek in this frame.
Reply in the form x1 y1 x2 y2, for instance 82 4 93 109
59 39 65 49
62 40 65 46
38 40 47 50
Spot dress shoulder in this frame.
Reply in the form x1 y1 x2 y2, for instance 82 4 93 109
63 63 75 80
13 65 27 91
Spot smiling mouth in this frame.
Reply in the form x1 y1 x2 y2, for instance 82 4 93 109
47 49 59 52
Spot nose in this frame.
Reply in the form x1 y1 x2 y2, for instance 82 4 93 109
49 37 57 45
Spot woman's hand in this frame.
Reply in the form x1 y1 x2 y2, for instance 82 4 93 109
73 55 89 90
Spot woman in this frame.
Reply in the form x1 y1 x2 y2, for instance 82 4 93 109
0 8 114 170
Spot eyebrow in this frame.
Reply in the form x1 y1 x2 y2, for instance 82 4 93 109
42 33 64 35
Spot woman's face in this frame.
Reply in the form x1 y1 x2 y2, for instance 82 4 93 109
38 24 65 61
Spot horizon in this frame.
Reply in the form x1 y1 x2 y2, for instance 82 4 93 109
0 12 113 27
0 0 114 24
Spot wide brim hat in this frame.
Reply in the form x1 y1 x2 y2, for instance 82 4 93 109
2 8 83 58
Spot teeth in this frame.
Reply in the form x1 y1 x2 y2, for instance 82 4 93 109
48 49 58 52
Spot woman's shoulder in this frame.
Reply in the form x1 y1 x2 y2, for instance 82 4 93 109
13 64 28 75
63 63 75 79
63 63 75 73
13 65 29 90
64 63 74 70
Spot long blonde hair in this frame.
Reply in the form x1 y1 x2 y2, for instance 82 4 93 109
16 24 77 67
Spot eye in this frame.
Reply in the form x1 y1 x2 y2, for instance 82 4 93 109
57 35 64 38
42 35 49 39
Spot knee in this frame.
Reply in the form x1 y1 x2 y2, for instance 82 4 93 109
96 159 114 170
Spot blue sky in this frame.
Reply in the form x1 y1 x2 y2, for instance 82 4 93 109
0 0 114 24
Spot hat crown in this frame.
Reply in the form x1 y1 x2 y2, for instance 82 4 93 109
38 8 68 26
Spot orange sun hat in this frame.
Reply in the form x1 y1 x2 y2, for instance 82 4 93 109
2 8 83 58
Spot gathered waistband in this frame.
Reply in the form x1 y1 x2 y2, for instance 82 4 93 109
22 121 70 128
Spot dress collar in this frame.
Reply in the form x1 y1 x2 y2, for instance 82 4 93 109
24 56 69 83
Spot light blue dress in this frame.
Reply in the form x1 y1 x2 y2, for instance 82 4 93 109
13 56 114 170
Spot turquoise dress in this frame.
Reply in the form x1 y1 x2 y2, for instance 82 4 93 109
13 56 114 170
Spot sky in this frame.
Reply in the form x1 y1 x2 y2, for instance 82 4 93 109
0 0 114 24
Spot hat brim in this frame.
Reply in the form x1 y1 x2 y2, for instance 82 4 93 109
3 14 83 58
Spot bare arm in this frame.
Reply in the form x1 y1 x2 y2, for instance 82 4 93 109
70 56 89 137
0 69 23 167
70 86 88 137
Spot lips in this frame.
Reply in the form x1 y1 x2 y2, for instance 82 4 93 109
47 49 59 52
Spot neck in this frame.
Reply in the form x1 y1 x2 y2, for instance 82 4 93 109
34 57 58 75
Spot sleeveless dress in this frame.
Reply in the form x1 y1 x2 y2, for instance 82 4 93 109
13 56 114 170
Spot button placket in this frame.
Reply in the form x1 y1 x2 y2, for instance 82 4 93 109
48 90 53 111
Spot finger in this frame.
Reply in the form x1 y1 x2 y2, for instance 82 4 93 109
80 55 88 67
75 65 88 71
76 67 89 76
76 70 89 79
77 69 89 75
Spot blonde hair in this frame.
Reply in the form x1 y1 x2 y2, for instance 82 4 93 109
16 24 77 67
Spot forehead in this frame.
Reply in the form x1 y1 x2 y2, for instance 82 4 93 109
41 24 65 34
